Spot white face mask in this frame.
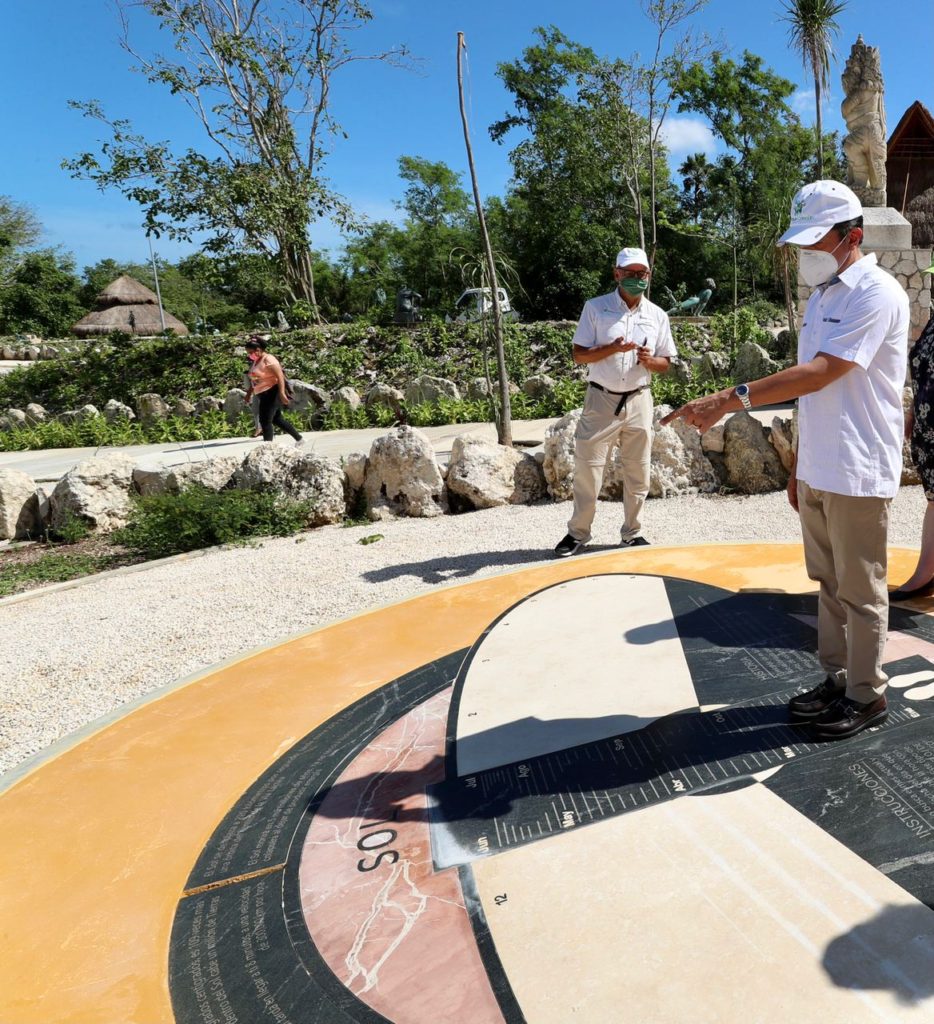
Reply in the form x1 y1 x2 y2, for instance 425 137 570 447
799 234 848 287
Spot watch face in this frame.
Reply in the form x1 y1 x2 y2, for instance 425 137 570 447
737 384 749 397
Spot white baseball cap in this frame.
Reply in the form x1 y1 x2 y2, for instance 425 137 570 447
616 246 650 269
778 180 862 246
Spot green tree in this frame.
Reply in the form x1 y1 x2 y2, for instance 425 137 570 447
394 156 474 307
0 251 85 337
779 0 847 175
64 0 409 319
0 197 42 285
491 28 658 318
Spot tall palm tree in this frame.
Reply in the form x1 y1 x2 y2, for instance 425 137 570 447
779 0 847 175
679 152 713 224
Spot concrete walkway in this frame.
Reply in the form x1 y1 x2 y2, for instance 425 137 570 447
0 406 792 485
0 419 559 484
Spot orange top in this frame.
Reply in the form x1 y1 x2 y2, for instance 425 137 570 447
248 353 282 395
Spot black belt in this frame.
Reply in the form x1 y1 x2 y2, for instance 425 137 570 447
589 381 648 415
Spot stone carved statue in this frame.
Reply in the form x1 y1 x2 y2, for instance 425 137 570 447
841 35 887 207
393 287 423 326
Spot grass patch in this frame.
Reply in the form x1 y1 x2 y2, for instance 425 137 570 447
0 550 122 598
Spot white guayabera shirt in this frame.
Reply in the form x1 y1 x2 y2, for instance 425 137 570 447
572 289 676 393
796 253 909 499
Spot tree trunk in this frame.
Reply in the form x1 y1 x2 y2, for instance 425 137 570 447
278 238 320 321
457 32 511 447
812 57 824 176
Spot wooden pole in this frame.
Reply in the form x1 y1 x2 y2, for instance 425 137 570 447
456 31 512 447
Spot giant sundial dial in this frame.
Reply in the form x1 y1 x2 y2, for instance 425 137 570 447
4 545 934 1023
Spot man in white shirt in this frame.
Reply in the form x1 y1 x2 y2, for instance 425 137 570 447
662 180 909 740
554 247 677 558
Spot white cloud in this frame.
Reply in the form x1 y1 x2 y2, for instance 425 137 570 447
657 117 718 160
793 87 817 114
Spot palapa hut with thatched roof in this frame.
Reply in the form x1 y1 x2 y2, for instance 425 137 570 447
72 275 189 337
887 101 934 220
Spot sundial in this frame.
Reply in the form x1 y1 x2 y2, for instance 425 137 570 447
167 573 934 1023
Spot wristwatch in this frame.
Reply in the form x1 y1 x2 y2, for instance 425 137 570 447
734 383 752 411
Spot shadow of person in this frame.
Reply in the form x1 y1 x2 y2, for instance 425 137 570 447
310 699 805 827
361 548 555 585
823 903 934 1005
625 589 817 651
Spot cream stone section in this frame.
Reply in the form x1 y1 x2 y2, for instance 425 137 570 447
454 574 696 775
474 784 934 1022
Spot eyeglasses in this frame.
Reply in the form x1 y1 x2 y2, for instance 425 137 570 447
620 269 650 279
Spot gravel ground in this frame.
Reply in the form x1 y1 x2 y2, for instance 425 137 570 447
1 486 928 776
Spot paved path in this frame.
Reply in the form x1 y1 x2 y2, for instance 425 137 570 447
0 419 558 483
0 405 793 484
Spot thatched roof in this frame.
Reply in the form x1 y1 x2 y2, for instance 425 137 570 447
73 273 190 336
96 274 161 308
72 303 190 338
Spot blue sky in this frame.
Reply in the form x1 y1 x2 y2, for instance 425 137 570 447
1 0 930 273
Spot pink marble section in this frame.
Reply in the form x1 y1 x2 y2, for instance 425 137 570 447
298 688 505 1024
794 613 934 665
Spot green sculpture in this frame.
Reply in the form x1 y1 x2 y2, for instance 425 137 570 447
664 278 716 316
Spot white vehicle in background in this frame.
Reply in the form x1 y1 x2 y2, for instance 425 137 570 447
448 287 518 323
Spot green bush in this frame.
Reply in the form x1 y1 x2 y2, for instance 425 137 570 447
708 308 771 353
112 485 314 559
651 372 736 409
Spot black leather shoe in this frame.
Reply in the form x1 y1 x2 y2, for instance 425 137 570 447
890 578 934 600
788 677 845 719
554 533 585 558
812 696 888 740
620 536 650 547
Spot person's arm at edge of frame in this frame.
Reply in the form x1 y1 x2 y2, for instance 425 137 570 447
658 352 858 435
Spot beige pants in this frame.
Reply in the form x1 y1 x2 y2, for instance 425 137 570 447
798 481 891 703
568 386 653 544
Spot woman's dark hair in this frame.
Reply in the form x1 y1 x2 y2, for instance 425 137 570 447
245 336 268 351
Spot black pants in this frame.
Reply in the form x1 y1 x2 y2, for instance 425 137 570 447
257 388 301 442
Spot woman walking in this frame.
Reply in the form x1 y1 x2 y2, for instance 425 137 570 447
243 336 302 444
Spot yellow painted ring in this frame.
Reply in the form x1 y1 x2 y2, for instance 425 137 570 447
0 543 926 1024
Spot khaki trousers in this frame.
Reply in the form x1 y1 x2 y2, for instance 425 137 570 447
798 481 891 703
568 386 653 544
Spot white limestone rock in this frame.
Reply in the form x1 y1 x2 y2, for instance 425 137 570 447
24 403 47 425
723 412 788 494
136 393 170 423
542 409 580 501
233 446 345 525
0 468 40 540
643 406 718 498
50 453 136 533
364 383 404 419
333 386 362 410
223 388 250 424
445 435 547 511
363 426 444 519
404 374 461 406
103 399 136 423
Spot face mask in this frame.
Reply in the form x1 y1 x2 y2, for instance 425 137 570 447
620 277 649 297
799 235 847 287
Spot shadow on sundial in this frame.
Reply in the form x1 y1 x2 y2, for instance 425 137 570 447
825 904 934 1004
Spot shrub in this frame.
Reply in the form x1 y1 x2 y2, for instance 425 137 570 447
0 411 253 452
113 485 314 559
